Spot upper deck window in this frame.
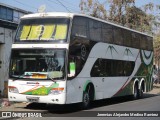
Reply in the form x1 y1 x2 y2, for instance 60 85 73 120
15 18 70 42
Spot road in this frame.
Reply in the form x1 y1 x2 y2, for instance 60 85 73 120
4 93 159 120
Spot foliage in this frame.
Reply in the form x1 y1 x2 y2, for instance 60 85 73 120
80 0 160 66
79 0 160 34
80 0 107 19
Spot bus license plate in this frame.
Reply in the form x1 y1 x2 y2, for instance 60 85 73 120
26 97 39 102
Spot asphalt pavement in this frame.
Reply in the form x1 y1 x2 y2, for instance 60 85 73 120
0 84 160 120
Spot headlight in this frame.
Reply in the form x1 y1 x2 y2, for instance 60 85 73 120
8 86 19 93
49 87 64 95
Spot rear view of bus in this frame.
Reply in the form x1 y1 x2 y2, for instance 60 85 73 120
8 13 70 104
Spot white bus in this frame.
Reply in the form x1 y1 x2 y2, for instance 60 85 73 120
8 12 153 109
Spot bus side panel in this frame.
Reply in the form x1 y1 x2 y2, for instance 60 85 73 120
139 50 153 92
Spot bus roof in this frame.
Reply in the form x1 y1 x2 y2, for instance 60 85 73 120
21 12 153 38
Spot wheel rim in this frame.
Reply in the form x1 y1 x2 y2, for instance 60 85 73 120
134 86 138 98
84 92 89 106
140 88 143 98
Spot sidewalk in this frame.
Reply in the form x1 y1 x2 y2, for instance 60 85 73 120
148 83 160 95
0 84 160 111
0 99 47 112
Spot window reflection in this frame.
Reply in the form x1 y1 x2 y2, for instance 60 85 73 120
10 49 66 80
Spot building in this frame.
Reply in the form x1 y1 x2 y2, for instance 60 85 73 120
0 3 31 97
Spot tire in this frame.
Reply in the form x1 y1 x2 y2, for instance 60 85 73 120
79 84 95 110
138 86 144 99
81 91 90 109
80 85 93 110
133 84 139 99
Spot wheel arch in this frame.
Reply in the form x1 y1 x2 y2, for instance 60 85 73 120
133 78 139 94
139 78 146 93
83 80 95 101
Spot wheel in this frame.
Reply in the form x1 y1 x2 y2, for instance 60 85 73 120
82 91 90 109
138 86 144 99
79 84 95 110
80 85 92 110
133 84 139 99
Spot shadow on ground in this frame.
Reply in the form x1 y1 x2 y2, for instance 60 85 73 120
24 93 158 115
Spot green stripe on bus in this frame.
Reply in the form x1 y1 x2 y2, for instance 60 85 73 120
83 80 92 92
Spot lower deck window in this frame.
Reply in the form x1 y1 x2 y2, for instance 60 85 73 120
91 59 135 77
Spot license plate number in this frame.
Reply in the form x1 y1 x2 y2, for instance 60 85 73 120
26 97 39 102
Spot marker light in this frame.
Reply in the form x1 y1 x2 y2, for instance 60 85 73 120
49 87 64 95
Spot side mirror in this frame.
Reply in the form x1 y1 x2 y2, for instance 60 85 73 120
68 62 76 77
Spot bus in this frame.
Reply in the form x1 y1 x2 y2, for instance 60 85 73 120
8 12 153 109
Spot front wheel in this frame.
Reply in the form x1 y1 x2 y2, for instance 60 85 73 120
81 91 90 109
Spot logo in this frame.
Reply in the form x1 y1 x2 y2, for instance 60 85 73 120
2 112 11 118
81 45 86 57
27 82 39 85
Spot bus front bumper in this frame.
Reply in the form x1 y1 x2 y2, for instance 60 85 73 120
8 92 66 104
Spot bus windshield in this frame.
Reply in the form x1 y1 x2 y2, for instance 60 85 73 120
9 49 66 80
15 18 70 42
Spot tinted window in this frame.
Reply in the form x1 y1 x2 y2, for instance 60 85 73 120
72 17 88 38
140 35 147 50
113 27 123 45
91 59 135 77
131 32 140 48
102 23 113 43
147 36 153 50
123 30 132 47
89 20 101 41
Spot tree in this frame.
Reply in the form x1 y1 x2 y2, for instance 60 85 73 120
80 0 160 67
154 32 160 68
79 0 159 33
108 0 135 25
80 0 107 19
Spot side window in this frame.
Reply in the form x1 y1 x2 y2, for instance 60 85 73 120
123 30 132 47
89 20 101 41
72 17 88 38
91 59 135 77
113 27 123 45
140 35 147 50
131 32 140 48
102 23 113 43
116 61 124 76
91 59 107 77
147 36 153 51
123 61 135 76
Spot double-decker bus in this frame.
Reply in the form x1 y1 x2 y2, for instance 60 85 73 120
8 12 153 109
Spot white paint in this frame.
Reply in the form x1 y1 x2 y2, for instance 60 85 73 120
12 44 69 49
66 43 142 103
141 50 153 65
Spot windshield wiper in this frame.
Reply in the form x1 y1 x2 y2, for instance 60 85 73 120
12 73 35 80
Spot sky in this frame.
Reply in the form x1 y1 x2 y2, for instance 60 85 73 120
0 0 160 14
